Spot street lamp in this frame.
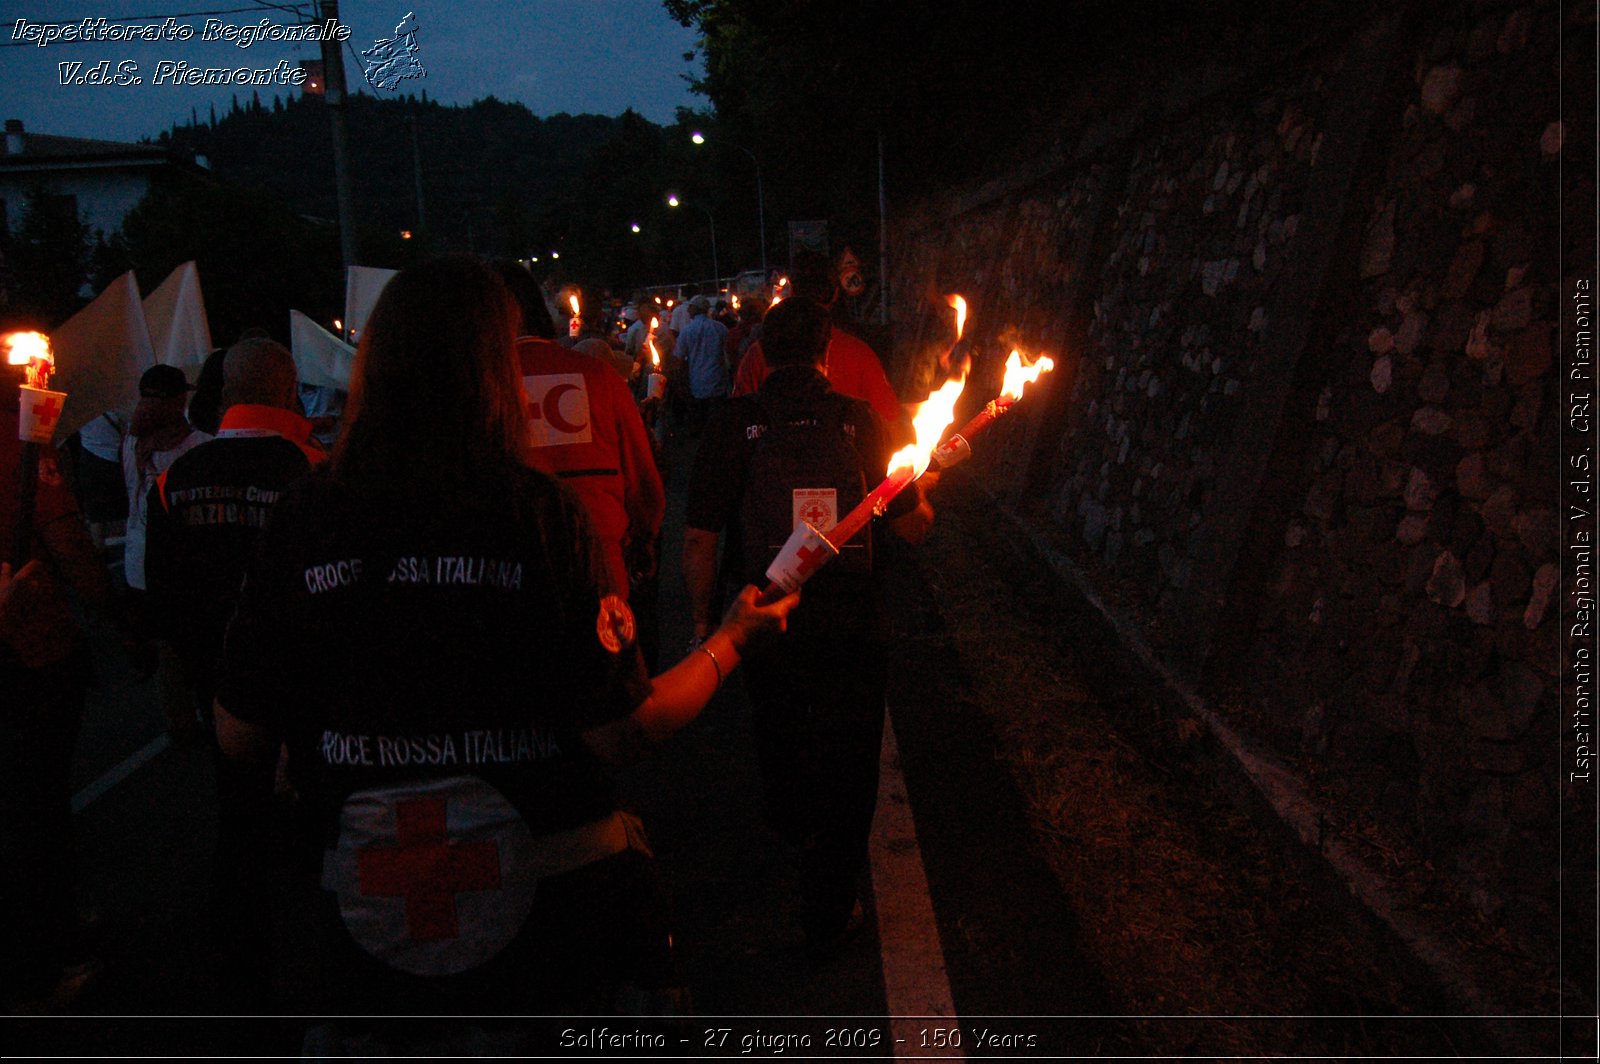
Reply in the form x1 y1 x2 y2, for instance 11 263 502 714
667 193 719 285
690 129 765 277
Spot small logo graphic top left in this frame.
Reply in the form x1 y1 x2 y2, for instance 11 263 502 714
361 11 427 91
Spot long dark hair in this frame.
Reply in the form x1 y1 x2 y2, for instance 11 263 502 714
331 257 529 501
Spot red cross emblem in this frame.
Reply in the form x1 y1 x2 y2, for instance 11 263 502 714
794 542 831 577
798 501 831 528
357 797 501 941
31 394 63 421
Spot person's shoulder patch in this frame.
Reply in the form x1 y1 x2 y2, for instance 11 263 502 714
595 594 636 654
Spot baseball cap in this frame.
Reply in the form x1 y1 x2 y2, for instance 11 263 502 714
690 295 710 310
139 364 195 398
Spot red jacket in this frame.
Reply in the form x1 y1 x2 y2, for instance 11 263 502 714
517 337 665 595
732 325 903 427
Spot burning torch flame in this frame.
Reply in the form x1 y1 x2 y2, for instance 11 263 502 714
999 349 1055 402
946 294 968 341
5 331 54 390
887 370 967 482
568 294 581 317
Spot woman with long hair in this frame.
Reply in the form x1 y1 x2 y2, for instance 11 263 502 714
214 257 795 1018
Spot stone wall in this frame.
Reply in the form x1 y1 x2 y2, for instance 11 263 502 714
888 0 1573 971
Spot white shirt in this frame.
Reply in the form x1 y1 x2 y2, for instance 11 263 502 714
78 411 128 462
669 302 693 336
120 427 210 589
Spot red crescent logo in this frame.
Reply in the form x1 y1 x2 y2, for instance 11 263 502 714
543 383 588 435
595 594 636 653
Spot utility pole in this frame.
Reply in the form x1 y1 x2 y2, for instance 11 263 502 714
318 0 358 268
408 113 425 232
708 211 720 289
877 130 889 325
746 148 766 277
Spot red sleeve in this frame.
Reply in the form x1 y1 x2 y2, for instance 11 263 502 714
608 373 665 538
731 343 768 397
833 334 902 426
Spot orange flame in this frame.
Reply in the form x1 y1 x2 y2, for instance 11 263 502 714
946 294 967 341
5 331 54 389
888 369 967 481
999 349 1055 402
648 317 661 368
568 294 581 317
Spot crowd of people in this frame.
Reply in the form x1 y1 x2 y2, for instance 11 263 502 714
1 247 932 1026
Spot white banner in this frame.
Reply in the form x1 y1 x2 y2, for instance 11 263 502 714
50 270 154 443
344 265 398 342
143 261 213 373
290 309 356 391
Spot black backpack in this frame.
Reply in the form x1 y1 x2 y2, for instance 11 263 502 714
736 390 873 587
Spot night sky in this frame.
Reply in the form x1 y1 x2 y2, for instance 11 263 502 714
1 1 701 142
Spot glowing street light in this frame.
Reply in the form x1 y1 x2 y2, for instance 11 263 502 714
690 129 766 276
667 192 718 284
631 222 642 234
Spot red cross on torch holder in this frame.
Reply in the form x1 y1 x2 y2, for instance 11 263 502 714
754 360 972 605
757 464 914 604
930 351 1055 473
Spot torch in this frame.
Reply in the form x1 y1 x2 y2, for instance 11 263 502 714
944 294 968 365
7 332 64 566
567 293 582 337
759 371 967 603
645 318 666 401
929 349 1055 470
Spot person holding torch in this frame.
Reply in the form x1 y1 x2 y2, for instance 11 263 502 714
3 331 139 1012
213 257 797 1017
683 296 934 956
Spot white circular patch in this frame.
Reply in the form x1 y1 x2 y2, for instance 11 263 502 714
322 775 537 976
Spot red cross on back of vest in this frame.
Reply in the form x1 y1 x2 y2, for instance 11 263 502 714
323 776 538 976
357 797 502 941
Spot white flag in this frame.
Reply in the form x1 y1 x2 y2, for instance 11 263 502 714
344 265 397 342
50 271 154 443
290 309 355 390
143 261 213 373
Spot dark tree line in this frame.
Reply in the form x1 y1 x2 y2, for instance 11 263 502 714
664 0 1363 251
